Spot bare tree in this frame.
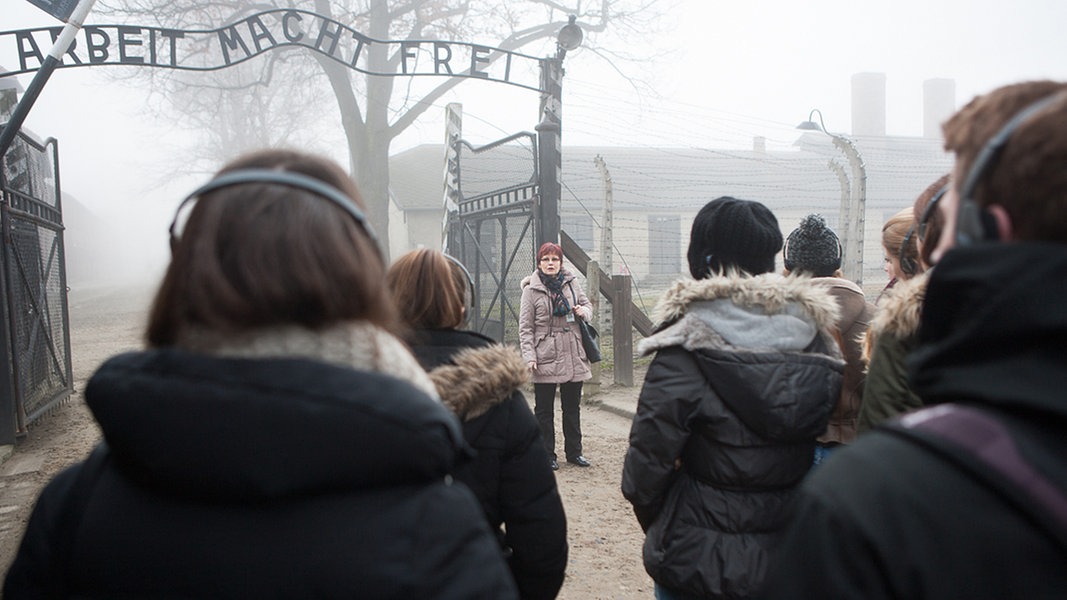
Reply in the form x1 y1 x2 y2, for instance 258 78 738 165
97 0 674 255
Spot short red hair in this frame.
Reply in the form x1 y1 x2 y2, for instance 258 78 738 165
537 242 563 263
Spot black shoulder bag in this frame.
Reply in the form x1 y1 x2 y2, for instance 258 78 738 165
566 282 602 363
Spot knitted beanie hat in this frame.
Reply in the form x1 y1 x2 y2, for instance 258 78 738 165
687 196 783 278
784 214 842 277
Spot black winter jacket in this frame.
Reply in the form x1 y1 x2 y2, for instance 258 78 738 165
411 329 568 600
4 347 518 599
762 243 1067 599
622 274 843 599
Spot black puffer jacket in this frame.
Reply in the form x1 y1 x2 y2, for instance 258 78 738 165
411 329 568 600
762 243 1067 599
4 347 517 599
622 274 843 599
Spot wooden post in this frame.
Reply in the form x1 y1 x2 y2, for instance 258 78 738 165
611 274 634 386
584 261 600 396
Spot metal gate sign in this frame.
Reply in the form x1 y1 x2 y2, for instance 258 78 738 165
1 9 546 91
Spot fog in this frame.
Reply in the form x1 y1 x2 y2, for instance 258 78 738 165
4 0 1067 290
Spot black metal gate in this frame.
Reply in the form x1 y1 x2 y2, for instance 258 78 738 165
445 132 539 344
0 131 72 444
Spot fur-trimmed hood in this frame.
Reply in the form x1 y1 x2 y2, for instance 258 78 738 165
862 271 929 362
428 344 530 421
870 272 928 338
639 273 843 358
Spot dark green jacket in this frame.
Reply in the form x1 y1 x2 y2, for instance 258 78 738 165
858 273 927 432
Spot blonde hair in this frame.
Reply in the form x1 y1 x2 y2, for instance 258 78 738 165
882 207 921 278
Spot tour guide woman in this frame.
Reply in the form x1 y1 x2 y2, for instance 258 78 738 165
519 242 594 471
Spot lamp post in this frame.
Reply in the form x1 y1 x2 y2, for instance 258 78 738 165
536 15 583 246
797 109 867 284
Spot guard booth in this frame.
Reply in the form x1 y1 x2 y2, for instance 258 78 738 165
0 128 72 444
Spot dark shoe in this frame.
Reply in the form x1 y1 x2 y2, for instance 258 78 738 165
567 456 591 467
550 459 559 471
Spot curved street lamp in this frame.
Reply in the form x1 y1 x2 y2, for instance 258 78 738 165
556 15 584 57
797 109 867 284
536 15 583 246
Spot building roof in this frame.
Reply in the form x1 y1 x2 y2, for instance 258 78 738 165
389 134 953 220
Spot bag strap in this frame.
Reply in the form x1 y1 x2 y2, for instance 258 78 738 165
881 404 1067 554
567 281 587 319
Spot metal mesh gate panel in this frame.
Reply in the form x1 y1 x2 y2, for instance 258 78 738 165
1 132 72 441
447 134 538 344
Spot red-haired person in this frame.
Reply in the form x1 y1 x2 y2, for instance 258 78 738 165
519 242 594 471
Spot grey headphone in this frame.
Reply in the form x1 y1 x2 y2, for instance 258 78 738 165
169 169 379 252
443 253 475 325
956 92 1066 245
897 224 920 276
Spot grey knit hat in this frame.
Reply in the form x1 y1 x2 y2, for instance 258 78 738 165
784 214 842 277
687 196 783 278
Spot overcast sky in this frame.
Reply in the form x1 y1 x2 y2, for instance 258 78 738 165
4 0 1067 279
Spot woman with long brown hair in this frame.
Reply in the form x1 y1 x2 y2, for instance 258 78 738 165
388 248 568 600
4 149 517 599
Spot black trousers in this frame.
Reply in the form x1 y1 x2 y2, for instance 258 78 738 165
533 381 583 460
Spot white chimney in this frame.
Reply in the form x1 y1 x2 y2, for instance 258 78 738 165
923 78 956 139
851 72 886 137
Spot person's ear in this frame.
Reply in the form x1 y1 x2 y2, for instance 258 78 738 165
987 204 1014 241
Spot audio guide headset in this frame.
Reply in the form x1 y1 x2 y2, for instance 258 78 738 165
897 224 920 277
897 182 949 274
168 169 380 253
917 184 948 244
442 252 476 325
955 92 1067 246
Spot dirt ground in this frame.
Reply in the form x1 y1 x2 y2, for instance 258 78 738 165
0 283 653 599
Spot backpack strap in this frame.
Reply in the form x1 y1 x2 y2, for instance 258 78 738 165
881 404 1067 554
